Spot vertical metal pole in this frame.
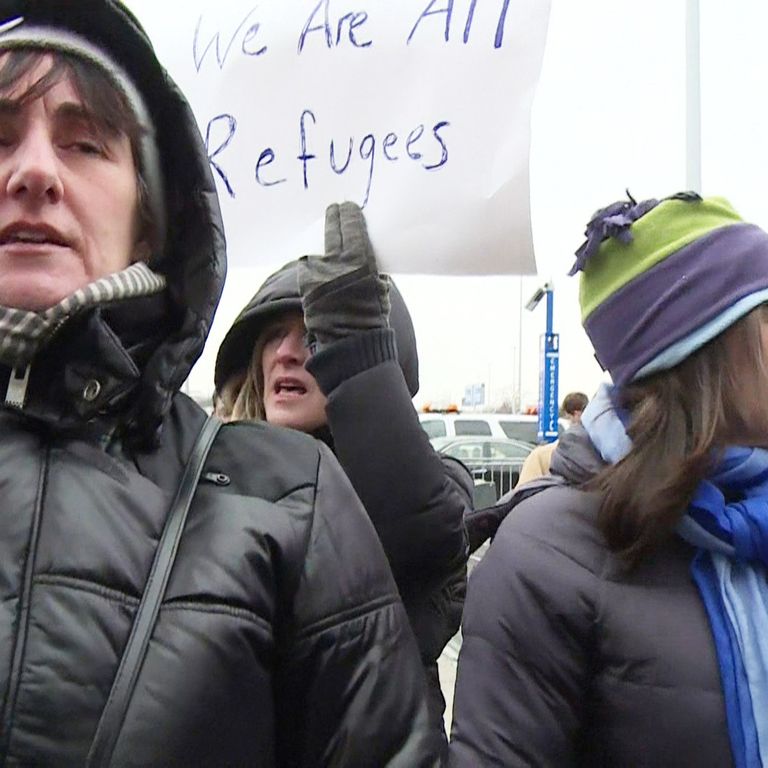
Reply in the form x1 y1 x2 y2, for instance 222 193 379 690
537 283 559 443
686 0 702 192
517 276 524 411
545 285 554 336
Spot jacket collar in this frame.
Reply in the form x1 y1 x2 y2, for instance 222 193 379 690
0 292 170 440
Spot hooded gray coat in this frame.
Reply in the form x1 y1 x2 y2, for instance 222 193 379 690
449 425 734 767
0 2 434 765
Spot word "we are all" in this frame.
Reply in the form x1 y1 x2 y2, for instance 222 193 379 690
193 0 514 71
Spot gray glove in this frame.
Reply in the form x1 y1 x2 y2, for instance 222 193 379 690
298 202 391 347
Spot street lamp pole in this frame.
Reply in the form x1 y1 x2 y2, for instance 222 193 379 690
545 283 554 338
526 282 560 443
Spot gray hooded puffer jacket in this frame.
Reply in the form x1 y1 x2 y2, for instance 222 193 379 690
450 424 733 767
216 261 472 758
0 2 434 766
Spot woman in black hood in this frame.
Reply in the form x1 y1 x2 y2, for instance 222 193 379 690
0 2 434 765
216 201 472 761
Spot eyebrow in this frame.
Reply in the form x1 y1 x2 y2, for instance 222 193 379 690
0 98 101 128
52 102 96 123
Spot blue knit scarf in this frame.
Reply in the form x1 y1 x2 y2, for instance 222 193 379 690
583 384 768 767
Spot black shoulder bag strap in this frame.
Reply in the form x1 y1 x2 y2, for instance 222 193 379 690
86 414 223 767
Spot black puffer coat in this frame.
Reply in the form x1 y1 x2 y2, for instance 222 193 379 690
0 2 433 766
216 261 472 757
449 424 733 767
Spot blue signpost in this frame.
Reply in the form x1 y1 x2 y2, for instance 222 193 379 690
537 286 560 443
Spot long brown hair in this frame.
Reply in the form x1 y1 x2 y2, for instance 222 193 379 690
592 305 768 564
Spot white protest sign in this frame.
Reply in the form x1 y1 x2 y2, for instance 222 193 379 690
125 0 550 274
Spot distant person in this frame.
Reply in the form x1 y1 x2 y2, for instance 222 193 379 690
215 201 472 762
561 390 589 424
515 391 589 486
451 192 768 766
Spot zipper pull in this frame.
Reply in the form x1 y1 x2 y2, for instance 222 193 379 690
5 364 30 409
201 471 230 487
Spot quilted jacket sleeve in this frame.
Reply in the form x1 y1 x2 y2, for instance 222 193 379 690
277 443 436 768
308 341 470 599
449 488 601 767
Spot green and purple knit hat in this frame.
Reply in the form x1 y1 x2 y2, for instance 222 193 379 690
572 192 768 386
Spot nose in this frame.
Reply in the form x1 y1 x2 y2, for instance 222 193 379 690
6 123 64 205
274 327 308 363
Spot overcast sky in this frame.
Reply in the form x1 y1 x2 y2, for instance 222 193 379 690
127 0 768 410
399 0 768 410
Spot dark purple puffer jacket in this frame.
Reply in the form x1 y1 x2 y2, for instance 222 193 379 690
450 425 733 767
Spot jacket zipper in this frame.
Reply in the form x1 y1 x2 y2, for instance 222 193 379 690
4 364 31 409
0 440 49 759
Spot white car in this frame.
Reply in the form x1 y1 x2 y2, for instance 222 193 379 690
418 412 563 445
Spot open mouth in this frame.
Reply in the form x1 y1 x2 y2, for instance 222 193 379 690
0 223 71 248
274 377 307 396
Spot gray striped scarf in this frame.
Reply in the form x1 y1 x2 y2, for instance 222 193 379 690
0 262 167 367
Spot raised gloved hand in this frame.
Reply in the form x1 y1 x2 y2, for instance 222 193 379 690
298 202 390 348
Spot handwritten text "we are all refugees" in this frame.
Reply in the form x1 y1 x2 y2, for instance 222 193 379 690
197 0 513 207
